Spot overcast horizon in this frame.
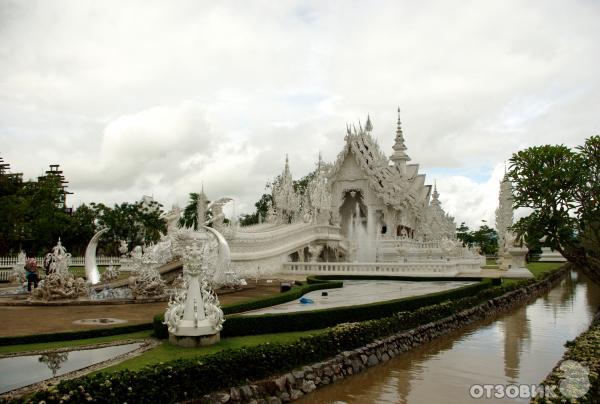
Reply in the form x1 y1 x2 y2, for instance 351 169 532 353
1 0 599 229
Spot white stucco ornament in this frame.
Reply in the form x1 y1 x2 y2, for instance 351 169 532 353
165 244 225 346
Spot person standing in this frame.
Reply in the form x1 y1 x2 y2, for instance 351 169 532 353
25 257 39 292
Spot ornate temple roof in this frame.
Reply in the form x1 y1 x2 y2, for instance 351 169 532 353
328 115 431 214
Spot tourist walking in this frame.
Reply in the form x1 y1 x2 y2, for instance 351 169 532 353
25 257 39 292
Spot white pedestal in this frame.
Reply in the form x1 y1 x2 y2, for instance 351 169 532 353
538 247 567 262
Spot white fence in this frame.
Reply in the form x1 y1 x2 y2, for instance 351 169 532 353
0 270 11 281
283 259 483 277
0 256 121 269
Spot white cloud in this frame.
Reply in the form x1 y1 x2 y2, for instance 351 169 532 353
1 0 599 228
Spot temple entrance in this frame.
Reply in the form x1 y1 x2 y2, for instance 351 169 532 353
338 189 376 262
339 190 367 237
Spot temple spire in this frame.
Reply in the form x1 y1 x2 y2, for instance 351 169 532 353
390 107 411 171
431 180 441 207
365 114 373 132
284 154 290 175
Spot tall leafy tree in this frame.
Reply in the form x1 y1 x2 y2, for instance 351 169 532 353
92 201 166 255
508 136 600 280
62 204 98 256
456 222 473 246
471 223 498 255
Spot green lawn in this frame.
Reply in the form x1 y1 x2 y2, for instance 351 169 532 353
96 328 329 374
501 262 565 286
526 261 565 278
0 330 153 355
68 266 109 279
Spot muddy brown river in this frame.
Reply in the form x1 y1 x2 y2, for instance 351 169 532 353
299 271 600 403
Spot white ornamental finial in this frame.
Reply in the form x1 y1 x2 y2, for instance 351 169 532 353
390 107 411 167
365 114 373 132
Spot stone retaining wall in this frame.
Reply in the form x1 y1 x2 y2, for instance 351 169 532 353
197 268 568 404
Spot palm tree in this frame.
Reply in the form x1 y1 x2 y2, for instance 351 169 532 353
178 192 211 230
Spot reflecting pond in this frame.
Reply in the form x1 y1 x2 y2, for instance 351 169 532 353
0 342 142 394
244 279 477 315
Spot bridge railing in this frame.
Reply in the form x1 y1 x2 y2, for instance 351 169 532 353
283 259 482 275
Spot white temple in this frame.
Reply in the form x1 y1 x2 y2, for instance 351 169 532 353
225 110 485 277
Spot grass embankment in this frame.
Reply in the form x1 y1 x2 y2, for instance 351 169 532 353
97 328 328 374
0 331 153 355
501 262 564 286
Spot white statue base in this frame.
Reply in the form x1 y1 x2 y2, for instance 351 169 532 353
172 317 220 337
169 330 220 347
538 247 567 262
498 247 528 271
509 246 528 268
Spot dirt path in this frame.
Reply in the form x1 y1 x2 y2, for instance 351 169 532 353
0 283 283 337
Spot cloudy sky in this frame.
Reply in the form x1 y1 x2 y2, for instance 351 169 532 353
1 0 598 228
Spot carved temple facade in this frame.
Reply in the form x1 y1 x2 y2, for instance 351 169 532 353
269 109 457 244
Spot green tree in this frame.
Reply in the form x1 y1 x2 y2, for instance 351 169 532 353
471 223 498 255
62 204 98 256
239 193 273 226
508 136 600 280
456 222 474 246
22 175 73 255
178 192 211 230
92 201 166 255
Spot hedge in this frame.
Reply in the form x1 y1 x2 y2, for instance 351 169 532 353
21 270 564 404
152 279 491 338
0 323 153 347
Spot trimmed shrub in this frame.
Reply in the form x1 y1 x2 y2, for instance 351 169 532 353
0 323 153 347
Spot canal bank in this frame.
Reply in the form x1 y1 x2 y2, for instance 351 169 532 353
195 266 575 403
298 268 599 403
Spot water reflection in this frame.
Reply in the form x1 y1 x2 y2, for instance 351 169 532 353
500 304 530 382
301 271 600 404
38 352 69 377
0 342 142 394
